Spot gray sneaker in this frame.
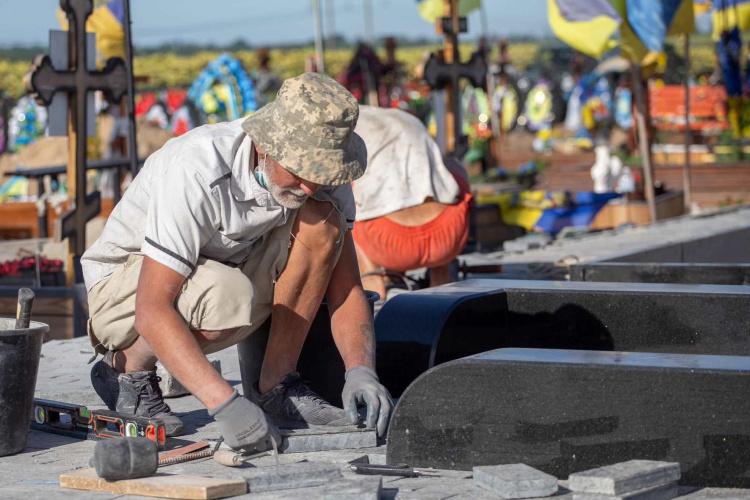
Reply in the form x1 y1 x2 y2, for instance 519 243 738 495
90 353 185 437
250 372 350 426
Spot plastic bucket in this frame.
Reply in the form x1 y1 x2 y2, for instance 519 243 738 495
238 291 380 407
0 318 47 456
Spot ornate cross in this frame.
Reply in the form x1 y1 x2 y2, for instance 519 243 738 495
423 0 487 159
24 0 129 284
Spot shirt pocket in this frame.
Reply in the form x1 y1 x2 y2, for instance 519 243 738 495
213 232 259 264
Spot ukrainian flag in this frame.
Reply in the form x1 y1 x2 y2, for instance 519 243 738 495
57 0 126 66
547 0 621 58
712 0 750 40
416 0 481 23
626 0 694 52
615 0 694 65
549 0 694 63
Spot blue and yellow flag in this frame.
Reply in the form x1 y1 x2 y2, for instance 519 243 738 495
712 0 750 39
416 0 481 23
57 0 125 67
550 0 694 63
547 0 621 58
626 0 694 52
608 0 694 66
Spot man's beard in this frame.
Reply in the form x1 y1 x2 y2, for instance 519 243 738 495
268 181 308 209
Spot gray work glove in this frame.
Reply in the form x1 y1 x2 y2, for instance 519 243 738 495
209 390 281 453
341 366 393 438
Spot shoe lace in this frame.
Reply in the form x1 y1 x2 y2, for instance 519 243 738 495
138 373 171 416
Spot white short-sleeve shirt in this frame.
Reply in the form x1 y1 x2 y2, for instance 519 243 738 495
81 119 356 291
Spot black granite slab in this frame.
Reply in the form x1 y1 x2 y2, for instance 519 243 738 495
569 263 750 285
604 227 750 265
499 280 750 356
375 279 750 397
386 348 750 487
570 226 750 285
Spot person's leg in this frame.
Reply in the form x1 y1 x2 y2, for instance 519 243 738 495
258 198 344 393
111 328 242 373
248 198 351 426
429 264 453 287
88 255 258 436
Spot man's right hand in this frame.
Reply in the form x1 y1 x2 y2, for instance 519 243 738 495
209 390 281 453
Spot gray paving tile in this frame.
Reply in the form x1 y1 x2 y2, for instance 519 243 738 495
474 463 558 499
242 475 382 499
233 460 341 493
568 461 681 496
573 482 679 500
678 488 750 499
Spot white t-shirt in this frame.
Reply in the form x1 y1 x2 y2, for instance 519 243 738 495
81 119 356 291
352 106 460 222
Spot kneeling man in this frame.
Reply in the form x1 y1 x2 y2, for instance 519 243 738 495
82 73 391 453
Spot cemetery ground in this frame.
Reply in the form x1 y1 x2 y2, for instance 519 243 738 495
2 336 749 500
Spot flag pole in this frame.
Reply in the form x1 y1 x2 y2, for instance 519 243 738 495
632 65 657 223
311 0 326 73
364 0 375 46
325 0 337 49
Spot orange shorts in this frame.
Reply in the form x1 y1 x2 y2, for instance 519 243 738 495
352 173 472 272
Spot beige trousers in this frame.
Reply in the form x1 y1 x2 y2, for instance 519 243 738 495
87 213 298 356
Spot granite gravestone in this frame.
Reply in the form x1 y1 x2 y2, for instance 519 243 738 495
386 348 750 488
375 279 750 397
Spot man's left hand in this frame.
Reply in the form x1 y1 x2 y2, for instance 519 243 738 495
342 366 393 437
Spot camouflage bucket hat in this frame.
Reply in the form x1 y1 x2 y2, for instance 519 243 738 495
241 72 366 186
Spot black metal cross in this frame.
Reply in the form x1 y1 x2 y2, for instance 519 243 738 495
422 0 486 159
24 0 129 283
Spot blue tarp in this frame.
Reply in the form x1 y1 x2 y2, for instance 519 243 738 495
535 192 622 235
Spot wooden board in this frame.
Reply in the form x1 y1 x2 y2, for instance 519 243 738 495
60 468 247 500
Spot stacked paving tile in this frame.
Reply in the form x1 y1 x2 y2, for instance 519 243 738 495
568 460 681 500
473 463 559 499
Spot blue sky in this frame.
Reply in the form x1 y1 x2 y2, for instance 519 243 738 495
0 0 553 47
